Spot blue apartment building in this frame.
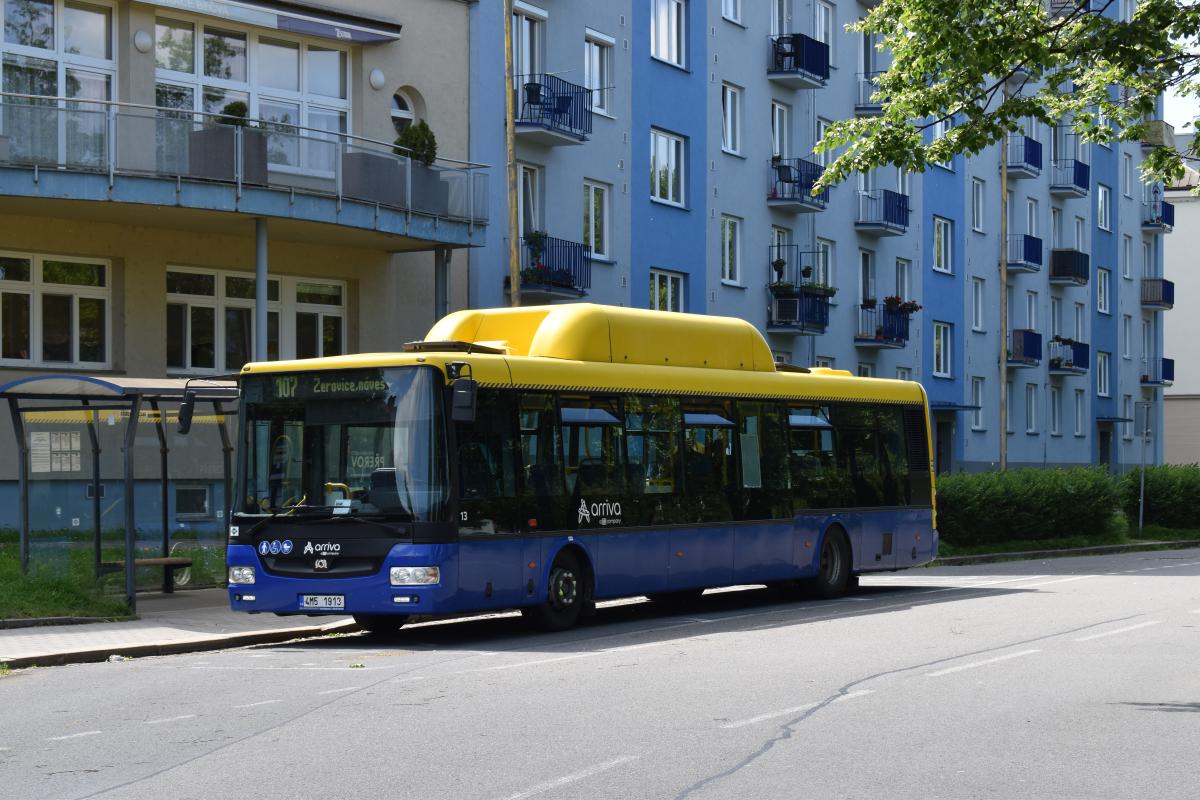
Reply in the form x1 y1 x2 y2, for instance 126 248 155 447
464 0 1172 473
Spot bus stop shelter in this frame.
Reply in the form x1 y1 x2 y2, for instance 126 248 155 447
0 375 238 613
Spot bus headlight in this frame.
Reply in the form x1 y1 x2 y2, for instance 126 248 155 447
390 566 439 586
229 566 256 584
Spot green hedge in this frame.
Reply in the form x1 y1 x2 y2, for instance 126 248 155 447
937 467 1120 546
1118 465 1200 529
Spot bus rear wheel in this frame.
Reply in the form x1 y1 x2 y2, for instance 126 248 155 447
353 614 409 634
522 550 585 632
805 529 851 599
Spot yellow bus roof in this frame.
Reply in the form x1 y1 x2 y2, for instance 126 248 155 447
240 304 927 406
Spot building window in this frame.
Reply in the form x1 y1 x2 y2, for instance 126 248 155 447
1097 268 1111 314
721 82 741 154
932 117 953 169
518 163 540 236
1026 290 1038 329
154 16 350 175
1075 216 1086 249
1026 197 1039 237
0 251 109 367
815 238 833 286
720 215 740 283
583 180 609 260
1051 296 1062 337
971 178 985 232
933 217 953 273
165 269 343 373
650 128 685 205
1122 395 1134 440
771 101 790 159
584 34 613 115
1006 379 1014 433
1025 383 1038 433
1142 239 1152 278
933 321 952 377
814 117 832 166
971 277 985 331
896 366 912 381
1074 388 1085 436
722 0 741 23
651 0 685 67
859 249 876 303
1074 301 1085 340
511 8 541 82
1122 153 1133 197
390 91 415 135
1122 314 1132 359
1051 208 1062 248
815 1 835 53
895 258 911 300
1098 184 1112 231
1050 386 1062 435
1122 235 1132 279
1097 350 1110 397
175 484 211 520
815 356 834 369
857 362 874 378
649 268 683 311
971 377 985 430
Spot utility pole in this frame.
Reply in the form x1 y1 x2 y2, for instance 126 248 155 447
998 83 1010 471
503 0 521 307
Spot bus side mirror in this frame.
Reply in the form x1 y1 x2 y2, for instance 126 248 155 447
178 390 197 435
450 378 477 423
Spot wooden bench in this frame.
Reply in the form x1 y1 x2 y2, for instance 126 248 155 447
98 557 194 593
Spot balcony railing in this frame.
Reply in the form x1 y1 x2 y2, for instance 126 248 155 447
855 71 886 114
1141 277 1175 309
1050 158 1090 196
768 245 833 333
768 157 828 210
1141 357 1175 386
515 73 592 140
769 33 830 84
0 92 489 224
516 233 591 294
1142 200 1174 232
1006 135 1043 175
855 304 911 347
1050 248 1090 285
856 189 910 233
1048 338 1089 375
1008 329 1042 367
1007 234 1043 272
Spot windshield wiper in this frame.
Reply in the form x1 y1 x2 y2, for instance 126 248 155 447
242 501 328 538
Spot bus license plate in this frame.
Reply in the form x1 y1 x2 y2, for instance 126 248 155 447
301 594 344 610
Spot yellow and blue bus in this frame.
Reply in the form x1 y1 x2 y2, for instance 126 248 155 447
226 304 937 632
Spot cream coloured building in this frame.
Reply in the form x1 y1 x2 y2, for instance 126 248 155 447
1164 165 1200 464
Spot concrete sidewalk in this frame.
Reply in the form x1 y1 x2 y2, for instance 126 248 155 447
0 588 355 669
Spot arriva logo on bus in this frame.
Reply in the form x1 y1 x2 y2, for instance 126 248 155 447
578 499 622 526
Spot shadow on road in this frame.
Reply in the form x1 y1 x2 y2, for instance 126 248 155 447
1118 702 1200 713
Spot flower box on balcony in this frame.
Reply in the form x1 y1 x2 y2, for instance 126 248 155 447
341 150 407 207
187 125 268 185
769 281 798 297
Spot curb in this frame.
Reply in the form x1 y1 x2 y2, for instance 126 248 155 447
1 618 359 670
933 539 1200 567
0 616 123 630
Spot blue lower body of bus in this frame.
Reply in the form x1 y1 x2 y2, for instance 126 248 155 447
228 510 937 617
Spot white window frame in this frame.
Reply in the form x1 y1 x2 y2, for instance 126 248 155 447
1122 153 1134 198
1074 216 1086 250
1051 296 1062 337
1074 388 1086 436
815 1 835 55
583 179 610 260
814 117 831 166
650 0 686 68
511 5 544 84
720 215 741 284
649 268 684 311
933 216 953 273
583 31 614 116
857 362 874 378
1074 302 1086 340
1025 383 1038 434
971 178 985 232
1027 197 1039 237
896 366 912 381
1097 268 1111 314
722 0 741 24
175 484 212 521
895 258 911 301
1051 208 1062 248
1097 351 1111 397
650 128 685 206
1122 314 1132 359
1026 290 1038 330
721 82 741 155
815 356 834 369
1050 386 1062 436
0 250 111 369
1122 395 1134 440
1122 235 1132 279
1142 239 1152 278
772 101 791 159
971 376 985 430
1098 184 1112 231
933 321 952 377
971 277 985 332
815 238 834 286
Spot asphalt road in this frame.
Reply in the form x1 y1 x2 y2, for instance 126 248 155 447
3 548 1199 800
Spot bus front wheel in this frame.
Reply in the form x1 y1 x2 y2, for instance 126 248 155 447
522 550 585 632
805 529 851 599
353 614 409 634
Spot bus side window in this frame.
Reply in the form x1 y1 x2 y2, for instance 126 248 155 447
518 393 565 529
788 405 838 508
877 406 910 505
625 395 680 496
833 405 884 508
559 396 625 499
455 390 519 534
682 400 736 522
736 402 791 520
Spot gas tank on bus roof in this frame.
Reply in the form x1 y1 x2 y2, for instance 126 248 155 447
424 304 777 373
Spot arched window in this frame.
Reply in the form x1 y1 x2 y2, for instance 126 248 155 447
391 91 415 135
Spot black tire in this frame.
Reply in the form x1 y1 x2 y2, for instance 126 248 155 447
353 613 409 634
522 550 585 631
805 528 851 599
646 589 705 610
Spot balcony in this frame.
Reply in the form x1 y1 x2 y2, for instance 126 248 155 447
1141 119 1175 150
768 33 830 89
1047 338 1089 376
1008 329 1042 368
0 92 488 248
1006 135 1043 178
514 74 592 146
855 189 910 235
1141 278 1175 310
854 304 912 348
855 71 886 116
1141 357 1174 386
1050 248 1090 286
768 157 828 212
1142 200 1174 233
504 233 591 301
767 245 832 334
1007 234 1043 274
1050 158 1090 198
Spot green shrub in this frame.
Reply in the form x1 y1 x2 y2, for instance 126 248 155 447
937 467 1120 546
393 119 437 166
1118 465 1200 529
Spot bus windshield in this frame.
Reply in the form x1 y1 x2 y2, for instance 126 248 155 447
238 366 447 521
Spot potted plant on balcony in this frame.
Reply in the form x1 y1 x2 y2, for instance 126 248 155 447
526 230 548 265
803 282 837 297
801 265 813 279
883 295 902 310
188 100 269 185
772 256 787 282
395 120 448 215
861 297 877 310
770 279 797 296
1049 357 1064 369
898 300 923 314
